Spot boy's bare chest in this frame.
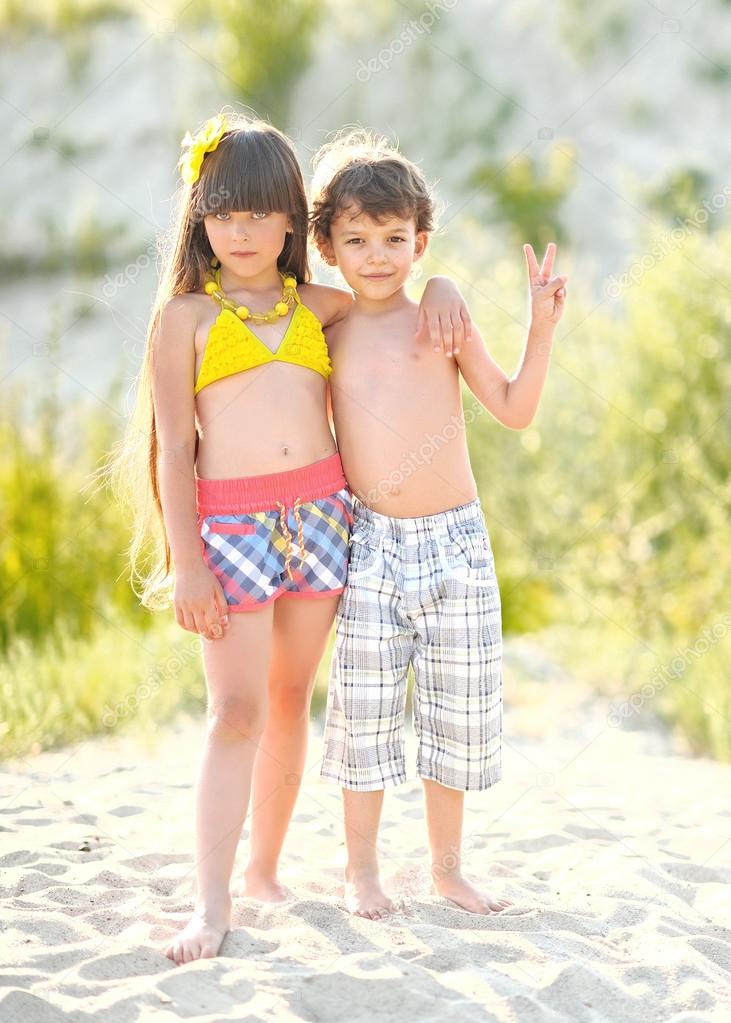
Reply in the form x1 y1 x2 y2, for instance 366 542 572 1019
329 327 457 404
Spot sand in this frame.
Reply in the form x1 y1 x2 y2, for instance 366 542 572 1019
1 640 730 1022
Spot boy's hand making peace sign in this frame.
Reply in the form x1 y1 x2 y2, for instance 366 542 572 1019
523 241 568 329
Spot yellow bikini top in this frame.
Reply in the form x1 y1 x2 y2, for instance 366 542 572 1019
194 278 332 395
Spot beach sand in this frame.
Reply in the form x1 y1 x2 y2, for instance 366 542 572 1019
2 641 730 1021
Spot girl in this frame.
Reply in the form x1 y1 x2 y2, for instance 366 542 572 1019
114 109 470 965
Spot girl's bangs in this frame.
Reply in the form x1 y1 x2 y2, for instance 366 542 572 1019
194 132 296 217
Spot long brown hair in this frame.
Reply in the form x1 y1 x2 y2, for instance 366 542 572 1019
106 110 310 609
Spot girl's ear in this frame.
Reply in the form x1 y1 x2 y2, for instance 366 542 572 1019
413 230 429 261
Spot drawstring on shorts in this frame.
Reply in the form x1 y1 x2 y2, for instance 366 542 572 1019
276 497 307 579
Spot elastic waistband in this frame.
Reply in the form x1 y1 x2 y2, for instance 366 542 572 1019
196 452 347 515
352 496 484 542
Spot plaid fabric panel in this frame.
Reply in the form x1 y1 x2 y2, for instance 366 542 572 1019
199 487 352 609
321 500 502 792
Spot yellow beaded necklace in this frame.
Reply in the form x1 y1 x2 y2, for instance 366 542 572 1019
203 257 298 324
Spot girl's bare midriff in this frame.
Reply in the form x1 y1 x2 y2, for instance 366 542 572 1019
192 294 337 480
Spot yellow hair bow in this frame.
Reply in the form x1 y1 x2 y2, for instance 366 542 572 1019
177 113 228 185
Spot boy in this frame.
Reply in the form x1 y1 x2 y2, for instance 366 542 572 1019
311 133 568 919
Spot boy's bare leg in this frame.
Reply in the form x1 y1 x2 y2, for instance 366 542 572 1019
342 788 395 919
423 778 513 914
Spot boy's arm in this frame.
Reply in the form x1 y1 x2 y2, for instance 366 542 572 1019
417 275 473 358
454 242 568 429
304 277 474 353
455 320 555 431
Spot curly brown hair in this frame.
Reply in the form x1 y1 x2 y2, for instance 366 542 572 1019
309 129 435 245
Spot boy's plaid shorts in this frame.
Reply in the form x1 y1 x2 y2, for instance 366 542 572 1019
321 496 503 792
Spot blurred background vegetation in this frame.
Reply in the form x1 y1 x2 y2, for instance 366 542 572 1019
1 0 729 762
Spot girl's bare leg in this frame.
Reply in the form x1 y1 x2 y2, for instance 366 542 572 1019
164 606 274 965
243 593 341 901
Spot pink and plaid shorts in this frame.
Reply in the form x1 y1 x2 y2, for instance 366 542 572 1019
195 453 353 612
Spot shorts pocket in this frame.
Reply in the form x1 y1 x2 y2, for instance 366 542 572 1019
439 525 496 586
207 520 256 535
347 532 383 581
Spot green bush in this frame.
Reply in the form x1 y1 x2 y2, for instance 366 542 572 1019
0 616 205 760
0 387 146 656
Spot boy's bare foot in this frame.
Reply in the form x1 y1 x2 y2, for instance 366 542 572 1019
163 898 231 965
433 872 513 914
242 866 292 903
344 869 395 920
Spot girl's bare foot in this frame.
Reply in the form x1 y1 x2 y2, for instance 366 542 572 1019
433 872 513 914
242 865 292 903
163 897 231 965
344 869 395 920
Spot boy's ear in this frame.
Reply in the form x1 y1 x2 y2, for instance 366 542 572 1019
413 230 429 262
317 235 338 266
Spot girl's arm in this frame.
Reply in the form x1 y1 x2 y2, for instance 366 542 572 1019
326 382 336 439
151 297 228 639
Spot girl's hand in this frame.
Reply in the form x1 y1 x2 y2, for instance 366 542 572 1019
523 242 568 328
174 562 230 640
416 275 473 358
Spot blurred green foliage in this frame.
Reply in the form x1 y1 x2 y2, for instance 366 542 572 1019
643 166 714 224
0 618 205 759
0 0 130 35
468 143 577 250
557 0 631 62
0 381 146 656
179 0 324 126
0 206 129 279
